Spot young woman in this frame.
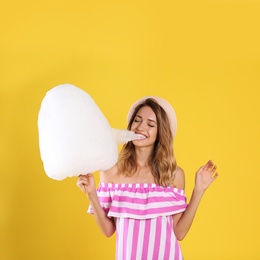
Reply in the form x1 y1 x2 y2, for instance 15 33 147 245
77 97 218 260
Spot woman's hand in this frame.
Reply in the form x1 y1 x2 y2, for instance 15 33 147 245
195 160 218 192
76 173 96 198
173 160 218 240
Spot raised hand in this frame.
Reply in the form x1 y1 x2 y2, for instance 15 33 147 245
195 160 218 191
76 173 96 197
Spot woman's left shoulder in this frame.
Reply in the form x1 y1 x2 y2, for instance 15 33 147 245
173 166 185 190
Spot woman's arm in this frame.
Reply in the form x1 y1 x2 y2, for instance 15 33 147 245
173 160 218 240
77 174 116 237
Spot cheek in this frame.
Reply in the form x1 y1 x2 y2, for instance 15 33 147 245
154 129 159 139
130 123 135 131
149 128 158 138
130 121 140 130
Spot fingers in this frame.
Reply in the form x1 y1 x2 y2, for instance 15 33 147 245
200 160 213 171
77 173 95 192
201 160 218 179
76 173 93 193
212 172 218 180
210 164 217 173
208 163 218 180
76 178 86 192
204 160 216 171
78 173 93 181
207 160 214 168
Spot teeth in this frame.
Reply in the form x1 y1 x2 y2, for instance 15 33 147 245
136 134 146 139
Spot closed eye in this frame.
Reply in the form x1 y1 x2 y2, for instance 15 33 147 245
133 115 157 128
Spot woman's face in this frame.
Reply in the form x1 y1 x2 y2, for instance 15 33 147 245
130 105 158 147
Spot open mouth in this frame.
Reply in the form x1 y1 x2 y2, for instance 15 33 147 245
135 133 147 140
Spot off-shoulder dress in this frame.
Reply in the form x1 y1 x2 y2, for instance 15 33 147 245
88 183 188 260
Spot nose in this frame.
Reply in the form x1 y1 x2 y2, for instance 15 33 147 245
135 121 146 131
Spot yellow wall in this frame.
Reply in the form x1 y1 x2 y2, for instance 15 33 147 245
1 1 259 259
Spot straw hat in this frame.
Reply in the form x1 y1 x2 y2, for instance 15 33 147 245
127 96 177 137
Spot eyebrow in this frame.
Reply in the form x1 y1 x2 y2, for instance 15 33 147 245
135 115 157 125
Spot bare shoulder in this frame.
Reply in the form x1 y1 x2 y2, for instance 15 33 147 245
173 166 185 190
100 164 118 183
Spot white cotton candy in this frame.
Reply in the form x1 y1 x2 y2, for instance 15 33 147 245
111 128 145 145
38 84 118 180
38 84 142 180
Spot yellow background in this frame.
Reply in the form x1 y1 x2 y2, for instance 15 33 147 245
1 0 259 259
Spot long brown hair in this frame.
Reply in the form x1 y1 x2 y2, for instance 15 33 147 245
118 98 177 186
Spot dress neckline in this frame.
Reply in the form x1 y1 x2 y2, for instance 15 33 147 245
98 182 185 193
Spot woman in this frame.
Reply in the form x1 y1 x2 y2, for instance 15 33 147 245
77 97 218 260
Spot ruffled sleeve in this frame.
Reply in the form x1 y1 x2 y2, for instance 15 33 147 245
87 183 116 215
88 183 188 219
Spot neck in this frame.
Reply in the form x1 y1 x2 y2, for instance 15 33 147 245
135 146 153 167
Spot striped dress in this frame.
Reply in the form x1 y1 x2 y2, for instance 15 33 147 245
88 183 188 260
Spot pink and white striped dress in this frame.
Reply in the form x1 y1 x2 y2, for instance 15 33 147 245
88 183 188 260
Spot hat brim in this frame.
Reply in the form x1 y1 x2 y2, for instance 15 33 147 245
127 96 177 137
